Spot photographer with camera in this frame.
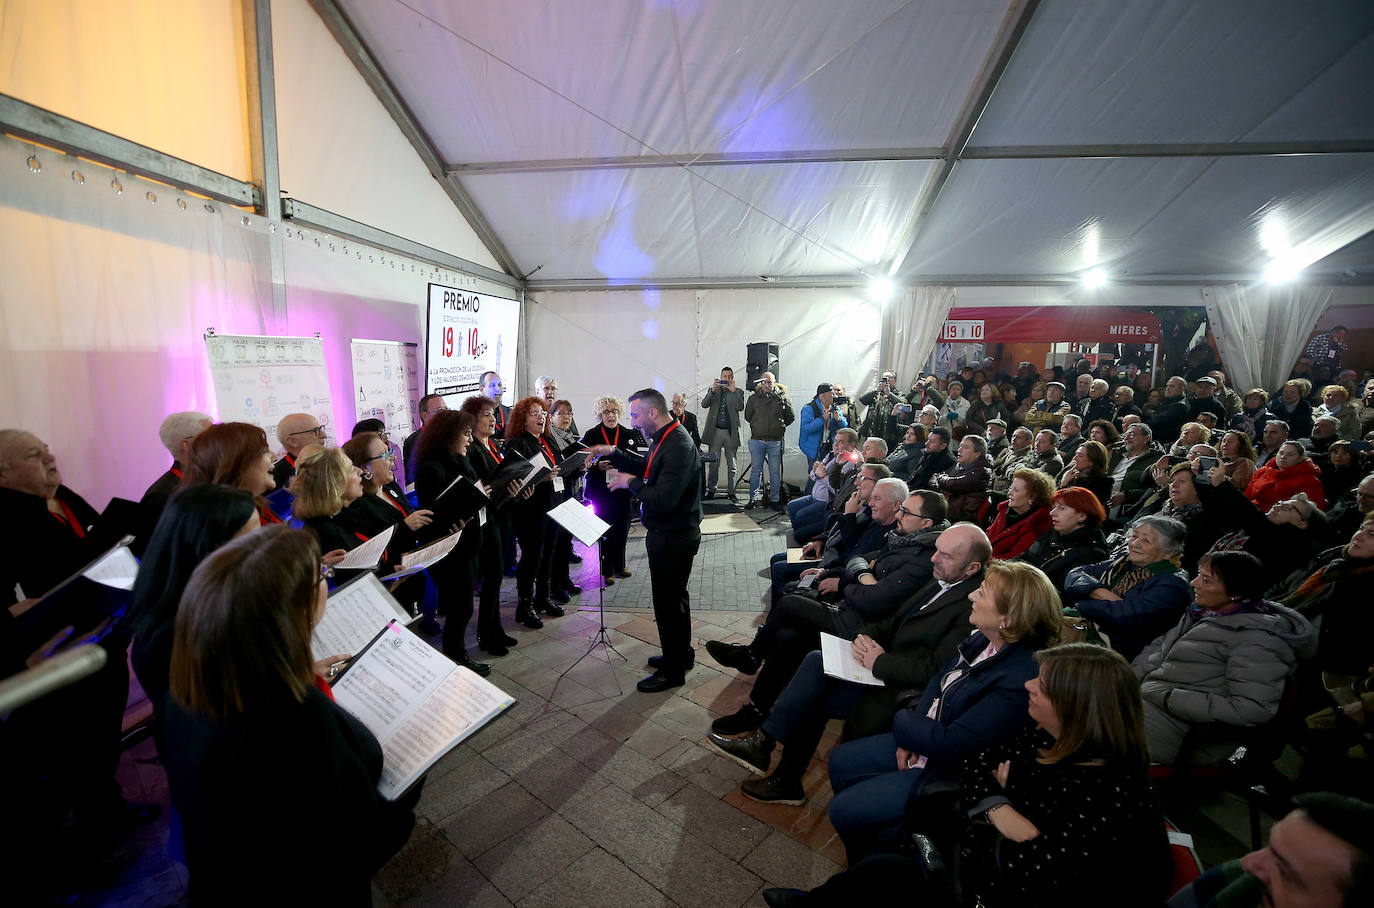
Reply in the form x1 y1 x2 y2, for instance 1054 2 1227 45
799 383 848 492
701 366 745 501
859 371 923 450
744 372 795 510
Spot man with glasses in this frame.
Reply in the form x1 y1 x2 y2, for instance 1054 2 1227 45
402 394 447 482
272 412 328 492
535 375 578 435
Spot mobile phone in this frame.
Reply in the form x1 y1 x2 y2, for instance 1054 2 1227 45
1197 456 1218 472
1168 455 1188 466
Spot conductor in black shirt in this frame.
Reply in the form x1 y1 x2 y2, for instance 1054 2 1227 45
588 389 703 691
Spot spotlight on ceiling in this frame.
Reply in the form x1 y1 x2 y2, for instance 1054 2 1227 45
1263 258 1302 284
869 277 895 302
1082 269 1108 289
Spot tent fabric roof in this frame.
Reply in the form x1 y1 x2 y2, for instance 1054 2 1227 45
338 0 1374 285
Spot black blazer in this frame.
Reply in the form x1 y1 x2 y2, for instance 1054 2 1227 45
413 453 481 552
162 687 418 906
504 432 559 512
466 439 510 531
134 463 182 555
581 422 643 502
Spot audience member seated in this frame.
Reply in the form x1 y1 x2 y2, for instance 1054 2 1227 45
986 467 1053 558
161 526 419 904
769 644 1170 908
704 525 990 803
883 423 925 483
1308 415 1342 456
787 427 859 535
1023 380 1070 430
983 417 1010 459
1019 487 1109 604
1025 428 1065 478
1057 439 1113 508
1156 462 1225 575
1318 473 1374 549
1314 384 1361 440
930 434 992 521
1167 792 1374 908
825 561 1062 863
1087 417 1121 454
126 485 260 711
1189 376 1228 423
1134 552 1315 765
991 426 1033 494
271 411 327 492
964 384 1012 437
1246 440 1326 513
1078 377 1116 424
1169 421 1212 458
798 383 848 483
936 380 969 427
706 484 940 735
1109 422 1164 519
1055 413 1087 459
1151 376 1193 445
135 410 212 552
1228 388 1274 444
1216 428 1258 490
1064 514 1192 661
184 422 283 525
1254 418 1289 469
1319 440 1364 505
1114 383 1144 428
908 425 954 491
1012 380 1046 426
1268 380 1314 441
1199 462 1323 589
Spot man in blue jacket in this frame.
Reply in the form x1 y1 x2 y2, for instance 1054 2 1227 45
799 383 847 491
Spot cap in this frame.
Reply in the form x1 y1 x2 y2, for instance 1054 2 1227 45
1046 381 1067 391
1195 376 1217 385
816 382 834 396
986 418 1008 428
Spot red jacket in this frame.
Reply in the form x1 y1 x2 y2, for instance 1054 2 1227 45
1245 459 1326 513
987 501 1052 559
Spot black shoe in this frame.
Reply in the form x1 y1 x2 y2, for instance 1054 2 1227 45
705 640 761 675
418 617 443 636
646 650 695 670
740 773 805 805
614 569 632 579
704 730 775 775
561 579 582 594
763 889 812 907
500 632 519 646
456 656 492 677
516 602 543 629
704 489 716 500
549 587 571 605
710 703 768 736
569 553 583 564
771 500 785 512
743 499 758 510
537 599 565 618
478 637 509 657
636 670 686 693
728 493 740 503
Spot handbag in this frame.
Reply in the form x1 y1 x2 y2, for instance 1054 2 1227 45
1060 609 1111 647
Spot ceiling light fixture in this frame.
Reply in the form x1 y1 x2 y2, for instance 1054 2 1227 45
1082 269 1108 289
869 277 895 302
1262 257 1302 284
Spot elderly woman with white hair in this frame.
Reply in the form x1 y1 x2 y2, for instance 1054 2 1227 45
581 396 643 586
1063 514 1193 661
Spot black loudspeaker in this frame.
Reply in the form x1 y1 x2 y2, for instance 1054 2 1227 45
745 342 780 391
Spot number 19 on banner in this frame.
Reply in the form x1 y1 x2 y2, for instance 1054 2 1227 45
441 327 480 358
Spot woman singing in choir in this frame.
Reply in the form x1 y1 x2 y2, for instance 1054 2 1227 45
462 395 522 650
581 396 641 587
504 397 563 627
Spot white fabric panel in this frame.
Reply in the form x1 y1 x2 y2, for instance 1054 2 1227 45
972 0 1374 145
881 286 957 385
0 135 272 510
1203 284 1334 393
341 0 1006 161
0 0 251 179
271 0 502 270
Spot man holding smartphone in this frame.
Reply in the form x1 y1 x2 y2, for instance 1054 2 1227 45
701 367 745 501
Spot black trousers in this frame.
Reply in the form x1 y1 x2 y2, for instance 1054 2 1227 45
591 489 633 575
476 522 509 640
511 506 552 601
644 529 700 674
431 550 477 660
749 593 853 712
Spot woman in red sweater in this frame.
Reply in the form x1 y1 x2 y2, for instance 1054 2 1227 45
1246 440 1326 513
987 466 1054 558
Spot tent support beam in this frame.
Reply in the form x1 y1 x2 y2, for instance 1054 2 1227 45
447 140 1374 176
307 0 525 282
241 0 287 320
0 93 259 208
526 273 1373 292
886 0 1043 278
282 199 523 291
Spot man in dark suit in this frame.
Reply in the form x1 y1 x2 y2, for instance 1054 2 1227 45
705 523 991 804
908 425 955 491
135 410 212 553
401 394 447 482
479 371 511 437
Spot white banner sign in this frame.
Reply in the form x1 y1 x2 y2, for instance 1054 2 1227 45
351 338 420 438
938 319 985 342
425 284 520 403
206 333 334 451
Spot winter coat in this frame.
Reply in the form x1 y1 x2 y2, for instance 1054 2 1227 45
931 455 992 522
798 396 848 462
744 386 795 440
700 385 745 449
1065 558 1193 661
1018 525 1108 605
1149 394 1191 444
1023 398 1070 430
1314 403 1362 440
839 522 947 620
1133 602 1315 733
991 444 1032 493
1267 395 1313 441
885 442 924 483
1228 405 1273 445
986 502 1051 559
1112 446 1164 511
964 400 1013 438
936 394 970 428
909 447 955 492
1245 459 1326 513
1023 449 1063 479
1078 395 1116 426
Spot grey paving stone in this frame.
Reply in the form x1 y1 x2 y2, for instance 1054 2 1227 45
473 812 596 903
417 751 512 826
517 847 672 908
443 781 553 859
740 830 844 891
653 782 773 862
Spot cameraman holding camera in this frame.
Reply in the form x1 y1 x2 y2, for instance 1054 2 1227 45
744 372 795 510
701 367 745 501
799 383 848 492
861 371 940 450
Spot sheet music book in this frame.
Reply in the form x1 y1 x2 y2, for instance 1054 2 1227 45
373 529 464 582
547 498 612 547
333 525 396 570
485 456 550 506
331 620 516 800
429 474 490 522
312 573 415 660
819 632 883 686
555 448 594 478
786 547 820 565
13 536 139 653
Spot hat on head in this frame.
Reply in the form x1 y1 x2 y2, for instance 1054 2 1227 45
986 418 1008 429
1046 381 1066 391
1195 376 1217 385
815 383 833 397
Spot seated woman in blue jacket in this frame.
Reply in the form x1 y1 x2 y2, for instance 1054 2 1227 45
825 560 1064 864
1063 514 1192 662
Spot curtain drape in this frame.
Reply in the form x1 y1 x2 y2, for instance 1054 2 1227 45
880 286 957 384
1203 284 1333 393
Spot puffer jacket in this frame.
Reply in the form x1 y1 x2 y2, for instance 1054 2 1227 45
1115 444 1165 512
1133 602 1315 729
986 502 1051 559
1023 398 1070 430
1244 459 1326 513
931 455 992 522
838 522 947 620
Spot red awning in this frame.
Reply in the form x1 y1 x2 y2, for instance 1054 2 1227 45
941 306 1161 344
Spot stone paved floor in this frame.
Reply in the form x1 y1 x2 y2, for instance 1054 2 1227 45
85 507 1263 906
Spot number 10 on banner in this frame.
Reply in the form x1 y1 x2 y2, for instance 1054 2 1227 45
939 320 984 342
441 327 480 358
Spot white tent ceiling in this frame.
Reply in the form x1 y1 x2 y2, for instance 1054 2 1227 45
331 0 1374 287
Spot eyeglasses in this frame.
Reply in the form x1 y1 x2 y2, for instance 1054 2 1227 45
896 504 925 519
366 450 395 463
288 425 327 438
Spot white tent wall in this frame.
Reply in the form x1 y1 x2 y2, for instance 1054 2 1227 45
525 287 880 484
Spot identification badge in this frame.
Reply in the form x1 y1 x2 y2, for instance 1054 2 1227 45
553 475 565 493
478 507 488 526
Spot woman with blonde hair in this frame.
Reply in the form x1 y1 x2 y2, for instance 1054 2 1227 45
825 560 1063 863
581 395 643 586
291 445 364 567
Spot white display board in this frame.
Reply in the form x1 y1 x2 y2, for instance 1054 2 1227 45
206 332 334 451
425 283 520 404
350 338 420 438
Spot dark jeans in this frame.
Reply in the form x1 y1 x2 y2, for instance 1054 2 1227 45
761 649 869 781
805 854 928 905
645 529 700 674
768 553 811 607
827 732 927 863
750 593 856 712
